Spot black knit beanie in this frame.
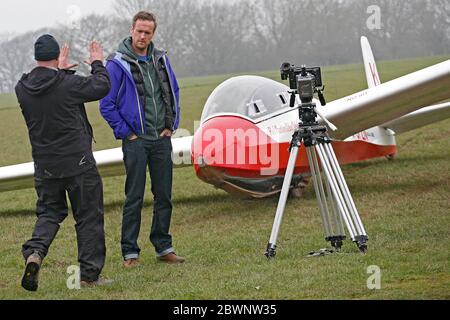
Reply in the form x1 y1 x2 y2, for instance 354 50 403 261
34 34 60 61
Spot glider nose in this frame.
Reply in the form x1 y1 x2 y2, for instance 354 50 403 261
192 115 271 173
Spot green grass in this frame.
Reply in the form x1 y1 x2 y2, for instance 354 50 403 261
0 56 449 299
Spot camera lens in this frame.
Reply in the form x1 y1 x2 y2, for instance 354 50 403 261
281 62 291 72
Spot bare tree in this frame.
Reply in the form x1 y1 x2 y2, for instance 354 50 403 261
0 0 448 93
57 14 120 75
0 32 39 92
179 1 257 75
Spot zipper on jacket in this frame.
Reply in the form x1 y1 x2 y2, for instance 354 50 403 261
137 61 158 139
148 58 159 138
115 77 125 106
131 61 145 134
163 56 178 131
134 86 145 134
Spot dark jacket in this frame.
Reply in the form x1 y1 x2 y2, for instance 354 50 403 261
15 61 111 179
99 38 180 140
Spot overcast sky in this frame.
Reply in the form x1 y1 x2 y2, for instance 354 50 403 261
0 0 115 35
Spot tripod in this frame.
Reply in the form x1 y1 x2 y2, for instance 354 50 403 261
265 101 368 259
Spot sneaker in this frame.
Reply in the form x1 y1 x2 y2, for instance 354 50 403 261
80 276 114 288
157 252 185 264
123 258 139 268
21 252 42 292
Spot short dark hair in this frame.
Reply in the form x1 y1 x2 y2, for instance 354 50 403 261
132 11 157 30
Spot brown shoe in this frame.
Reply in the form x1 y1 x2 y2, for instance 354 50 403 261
157 252 185 264
21 252 42 292
80 276 114 288
123 258 139 268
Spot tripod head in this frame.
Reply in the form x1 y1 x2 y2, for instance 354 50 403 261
281 62 337 131
280 63 326 105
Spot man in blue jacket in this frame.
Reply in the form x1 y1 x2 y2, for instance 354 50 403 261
100 11 184 266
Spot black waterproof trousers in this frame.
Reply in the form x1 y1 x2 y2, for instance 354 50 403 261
22 166 105 282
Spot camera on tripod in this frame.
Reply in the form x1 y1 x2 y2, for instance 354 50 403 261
280 62 327 127
266 62 368 259
280 62 325 106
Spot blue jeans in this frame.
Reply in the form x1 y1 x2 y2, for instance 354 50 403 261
121 136 174 260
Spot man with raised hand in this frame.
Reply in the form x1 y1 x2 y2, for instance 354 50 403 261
15 34 111 291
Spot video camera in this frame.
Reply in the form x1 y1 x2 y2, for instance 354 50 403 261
280 62 325 106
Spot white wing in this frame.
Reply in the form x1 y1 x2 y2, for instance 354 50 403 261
320 59 450 140
381 102 450 135
0 136 193 192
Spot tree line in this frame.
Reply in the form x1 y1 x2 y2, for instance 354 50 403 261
0 0 448 93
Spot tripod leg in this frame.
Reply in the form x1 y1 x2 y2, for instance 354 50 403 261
324 175 347 250
323 143 368 236
311 149 346 250
315 144 358 240
265 144 300 259
313 149 346 251
306 147 333 241
322 143 368 251
318 143 368 252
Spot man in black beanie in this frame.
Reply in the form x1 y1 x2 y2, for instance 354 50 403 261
15 34 112 291
34 34 61 61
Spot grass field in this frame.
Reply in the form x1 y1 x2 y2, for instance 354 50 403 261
0 56 449 299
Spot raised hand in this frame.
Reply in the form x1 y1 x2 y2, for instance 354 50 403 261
84 41 104 65
58 44 79 70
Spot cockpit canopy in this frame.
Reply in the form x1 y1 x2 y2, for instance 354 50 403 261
200 75 291 123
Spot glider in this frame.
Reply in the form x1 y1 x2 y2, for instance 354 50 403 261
1 37 449 198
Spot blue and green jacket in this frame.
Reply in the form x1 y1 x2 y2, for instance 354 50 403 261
100 38 180 140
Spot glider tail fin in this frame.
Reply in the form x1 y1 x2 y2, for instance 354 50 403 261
361 36 381 88
349 37 397 157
